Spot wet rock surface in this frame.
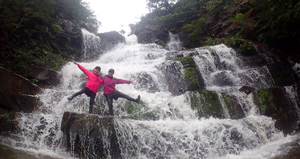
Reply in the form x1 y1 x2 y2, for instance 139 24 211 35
0 67 41 113
61 112 122 159
253 87 300 134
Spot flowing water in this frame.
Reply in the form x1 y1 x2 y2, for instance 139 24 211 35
1 30 300 159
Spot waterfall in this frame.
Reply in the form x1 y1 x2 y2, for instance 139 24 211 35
166 31 182 51
81 29 101 61
193 45 275 93
2 30 299 159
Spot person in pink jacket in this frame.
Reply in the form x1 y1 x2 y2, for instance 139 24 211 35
67 60 103 113
102 69 140 116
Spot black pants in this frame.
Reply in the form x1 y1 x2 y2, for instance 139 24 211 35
104 91 136 116
70 87 96 113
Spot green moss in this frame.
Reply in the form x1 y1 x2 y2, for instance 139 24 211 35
201 91 224 117
273 73 294 86
207 103 212 107
4 112 10 118
189 92 202 117
177 56 204 91
178 56 195 65
224 96 231 106
157 40 164 46
125 100 156 120
185 67 198 85
257 89 276 113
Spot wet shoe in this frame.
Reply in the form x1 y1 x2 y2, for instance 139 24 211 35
136 95 140 104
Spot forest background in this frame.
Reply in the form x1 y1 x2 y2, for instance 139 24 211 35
0 0 300 76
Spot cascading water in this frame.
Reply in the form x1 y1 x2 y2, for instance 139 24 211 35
82 28 101 61
166 31 182 51
2 30 300 159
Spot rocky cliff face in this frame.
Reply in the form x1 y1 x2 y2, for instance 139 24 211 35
0 67 42 134
0 67 41 113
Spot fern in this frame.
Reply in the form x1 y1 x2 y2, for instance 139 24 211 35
229 13 245 24
182 24 196 31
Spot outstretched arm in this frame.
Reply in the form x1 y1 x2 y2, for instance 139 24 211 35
114 78 132 84
72 60 92 77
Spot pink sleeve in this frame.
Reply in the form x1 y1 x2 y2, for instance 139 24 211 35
115 78 131 84
78 64 92 77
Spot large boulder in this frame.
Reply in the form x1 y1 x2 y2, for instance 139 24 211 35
61 112 122 159
0 109 21 134
267 61 298 87
253 87 300 134
161 54 205 96
189 91 224 119
98 31 125 53
0 67 41 113
221 94 245 119
158 60 190 95
23 65 61 88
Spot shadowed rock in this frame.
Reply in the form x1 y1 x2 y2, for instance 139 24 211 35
239 86 255 95
0 67 41 113
221 94 246 119
61 112 122 159
253 87 300 134
24 65 61 88
189 91 224 119
267 61 297 87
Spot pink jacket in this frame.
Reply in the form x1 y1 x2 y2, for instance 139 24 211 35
78 64 103 94
101 75 131 94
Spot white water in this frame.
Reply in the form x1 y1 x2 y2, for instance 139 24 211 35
2 31 299 159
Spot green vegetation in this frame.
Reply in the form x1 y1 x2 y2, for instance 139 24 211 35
189 92 203 117
202 91 218 107
257 89 276 114
125 101 156 120
223 95 231 106
157 40 165 46
133 0 300 57
0 0 99 73
178 56 198 86
182 17 205 42
239 41 256 55
189 91 224 118
4 112 10 118
202 91 224 117
31 78 45 84
272 72 294 86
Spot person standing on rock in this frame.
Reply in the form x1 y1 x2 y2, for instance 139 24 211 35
67 60 103 114
101 69 140 116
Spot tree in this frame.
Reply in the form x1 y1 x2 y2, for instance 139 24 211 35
182 18 205 42
0 0 100 72
146 0 178 12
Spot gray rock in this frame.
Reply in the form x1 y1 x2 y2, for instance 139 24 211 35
61 112 122 159
0 67 41 113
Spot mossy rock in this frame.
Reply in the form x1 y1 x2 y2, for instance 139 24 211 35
266 61 297 86
177 56 205 92
273 111 299 135
254 88 290 115
61 112 121 159
189 91 224 119
125 101 157 120
222 94 245 119
253 87 299 134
